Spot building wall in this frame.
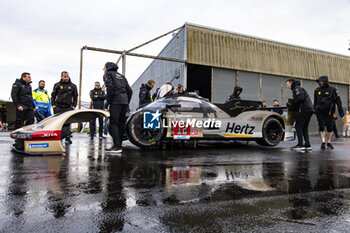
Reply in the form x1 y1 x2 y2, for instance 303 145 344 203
130 27 186 111
186 23 350 85
131 23 350 134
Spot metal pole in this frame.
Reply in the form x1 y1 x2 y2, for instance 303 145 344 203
116 53 123 64
78 47 84 110
281 78 284 105
84 46 186 63
259 73 262 101
78 47 84 132
126 26 184 53
122 51 126 76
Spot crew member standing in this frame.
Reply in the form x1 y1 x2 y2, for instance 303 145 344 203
51 71 78 144
0 104 7 124
11 72 35 129
286 79 313 152
89 81 106 138
138 79 155 108
314 76 344 150
343 111 350 137
103 62 132 152
33 80 52 119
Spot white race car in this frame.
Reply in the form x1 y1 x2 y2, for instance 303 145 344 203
10 109 109 155
126 93 295 148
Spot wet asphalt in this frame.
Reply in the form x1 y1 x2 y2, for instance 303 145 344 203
1 132 350 232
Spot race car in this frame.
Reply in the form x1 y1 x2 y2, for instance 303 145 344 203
10 109 109 155
126 91 295 148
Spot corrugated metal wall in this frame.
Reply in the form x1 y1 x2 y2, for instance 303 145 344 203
187 24 350 85
212 68 236 103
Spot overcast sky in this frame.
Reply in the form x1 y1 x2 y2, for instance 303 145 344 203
1 0 350 102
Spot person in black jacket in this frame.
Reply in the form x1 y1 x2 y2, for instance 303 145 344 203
272 100 283 115
51 71 78 144
176 84 187 96
138 79 155 108
286 79 313 152
226 86 242 102
103 62 132 152
314 76 344 150
0 104 7 124
11 72 35 129
89 81 106 138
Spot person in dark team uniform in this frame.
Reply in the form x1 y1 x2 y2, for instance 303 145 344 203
314 76 344 150
51 71 78 144
103 62 132 152
226 86 243 102
138 79 155 108
11 72 35 129
272 100 283 115
286 79 314 152
89 81 106 138
0 104 7 124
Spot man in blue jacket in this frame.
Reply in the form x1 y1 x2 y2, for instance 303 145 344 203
33 80 52 119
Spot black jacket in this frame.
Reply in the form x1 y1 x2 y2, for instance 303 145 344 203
51 78 78 108
11 78 35 110
90 87 106 109
314 76 344 115
103 62 132 105
0 107 6 117
272 105 283 115
226 86 242 102
138 83 152 107
290 80 313 113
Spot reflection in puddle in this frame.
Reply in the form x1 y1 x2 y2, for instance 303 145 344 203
3 136 350 232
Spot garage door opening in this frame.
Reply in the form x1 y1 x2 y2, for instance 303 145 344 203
186 64 211 101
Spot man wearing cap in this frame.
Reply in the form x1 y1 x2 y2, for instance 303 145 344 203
314 75 344 150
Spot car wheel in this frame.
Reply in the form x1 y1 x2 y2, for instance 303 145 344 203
255 117 283 146
126 112 165 148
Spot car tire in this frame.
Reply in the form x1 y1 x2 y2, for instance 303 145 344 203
255 117 284 146
125 111 165 148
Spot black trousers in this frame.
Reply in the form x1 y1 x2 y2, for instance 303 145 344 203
54 106 74 139
332 120 339 137
109 104 128 148
295 112 313 147
15 108 34 129
1 115 6 123
90 116 104 136
316 113 333 132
